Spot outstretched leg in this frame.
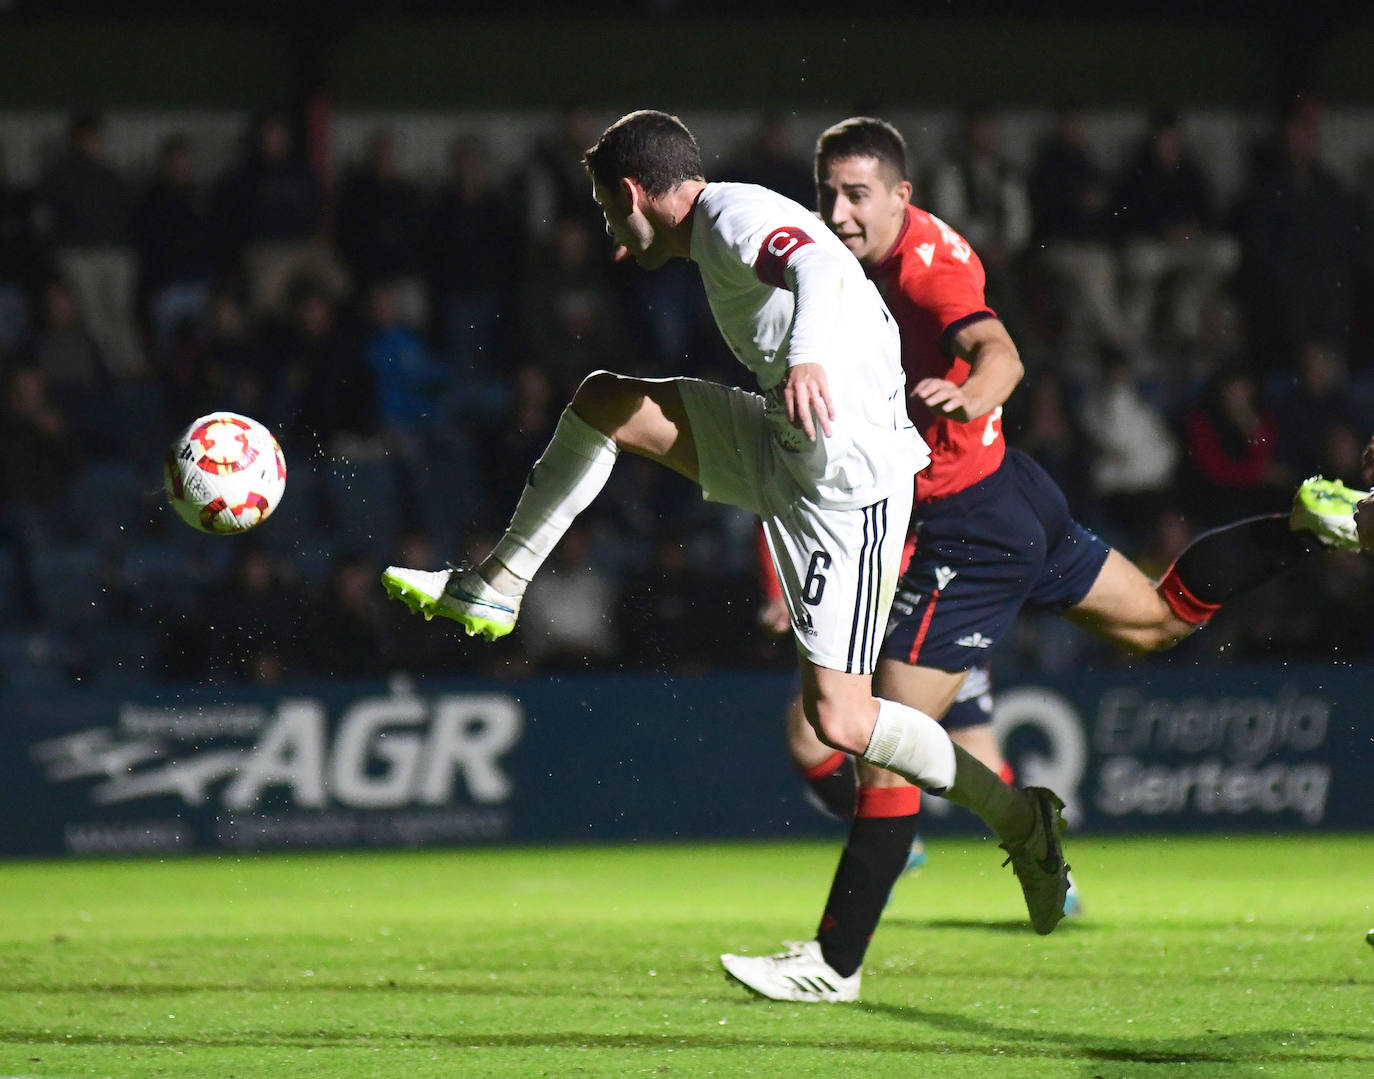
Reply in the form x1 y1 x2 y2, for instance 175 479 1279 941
1070 481 1365 653
382 372 696 637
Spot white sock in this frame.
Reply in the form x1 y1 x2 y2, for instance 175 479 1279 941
488 408 618 585
861 697 957 793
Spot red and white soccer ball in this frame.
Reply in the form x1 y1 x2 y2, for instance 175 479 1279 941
164 412 287 535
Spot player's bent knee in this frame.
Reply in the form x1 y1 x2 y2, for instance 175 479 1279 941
806 702 873 757
570 370 627 424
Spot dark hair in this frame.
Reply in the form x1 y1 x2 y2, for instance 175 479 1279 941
814 116 908 186
582 110 704 199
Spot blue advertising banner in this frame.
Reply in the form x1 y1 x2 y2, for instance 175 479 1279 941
1 672 816 857
2 664 1371 856
993 666 1374 833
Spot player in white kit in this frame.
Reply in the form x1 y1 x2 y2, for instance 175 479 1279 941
380 112 1071 986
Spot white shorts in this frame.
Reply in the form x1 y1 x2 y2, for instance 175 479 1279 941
679 377 914 674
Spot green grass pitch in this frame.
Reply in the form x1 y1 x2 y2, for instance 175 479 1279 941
0 835 1370 1078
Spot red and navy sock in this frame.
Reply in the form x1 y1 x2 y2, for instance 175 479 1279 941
1159 514 1322 626
801 749 858 820
816 785 921 978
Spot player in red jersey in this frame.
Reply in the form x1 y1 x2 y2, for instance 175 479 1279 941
721 116 1369 1003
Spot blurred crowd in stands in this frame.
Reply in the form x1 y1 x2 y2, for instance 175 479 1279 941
4 97 1374 692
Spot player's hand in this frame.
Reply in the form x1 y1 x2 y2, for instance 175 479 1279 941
784 362 835 441
1356 495 1374 553
758 596 791 635
914 377 972 423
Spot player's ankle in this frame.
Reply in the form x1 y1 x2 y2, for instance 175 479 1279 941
479 558 529 598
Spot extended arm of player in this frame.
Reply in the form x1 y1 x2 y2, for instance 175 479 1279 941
913 317 1024 424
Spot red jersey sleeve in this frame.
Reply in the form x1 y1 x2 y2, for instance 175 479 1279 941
876 207 1006 502
900 210 994 348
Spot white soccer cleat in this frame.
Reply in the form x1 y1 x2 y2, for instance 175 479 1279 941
720 939 860 1003
380 564 520 640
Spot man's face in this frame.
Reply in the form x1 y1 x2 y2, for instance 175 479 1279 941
816 155 909 266
591 177 668 270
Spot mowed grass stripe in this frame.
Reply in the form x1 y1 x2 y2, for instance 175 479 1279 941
0 836 1370 1078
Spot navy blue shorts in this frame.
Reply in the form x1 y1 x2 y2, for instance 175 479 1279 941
881 448 1111 673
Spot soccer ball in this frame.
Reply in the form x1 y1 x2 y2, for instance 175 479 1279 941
165 412 287 535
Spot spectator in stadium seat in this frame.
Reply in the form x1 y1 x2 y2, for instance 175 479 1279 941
27 277 110 438
165 543 306 685
1027 105 1132 358
1234 95 1361 375
34 112 143 376
1112 107 1240 349
521 216 631 400
472 361 559 525
1275 339 1363 484
218 113 348 319
720 111 815 208
164 290 271 423
929 106 1034 341
521 103 609 253
1005 364 1093 515
618 534 750 673
307 553 391 677
271 280 376 462
363 279 450 438
1078 347 1181 544
1181 365 1292 526
134 133 217 361
2 365 83 510
516 523 620 672
429 134 520 382
336 129 430 332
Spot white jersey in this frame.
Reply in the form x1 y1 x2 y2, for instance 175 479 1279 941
690 182 929 508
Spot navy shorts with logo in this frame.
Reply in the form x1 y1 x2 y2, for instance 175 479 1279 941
881 448 1111 673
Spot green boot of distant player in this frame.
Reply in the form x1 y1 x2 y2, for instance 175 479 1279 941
1290 476 1370 553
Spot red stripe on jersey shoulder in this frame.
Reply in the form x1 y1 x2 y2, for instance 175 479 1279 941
754 226 815 288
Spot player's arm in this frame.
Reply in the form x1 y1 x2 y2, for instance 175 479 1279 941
913 317 1023 424
756 226 852 440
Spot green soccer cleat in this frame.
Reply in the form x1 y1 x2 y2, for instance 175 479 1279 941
1290 476 1369 553
381 564 520 641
